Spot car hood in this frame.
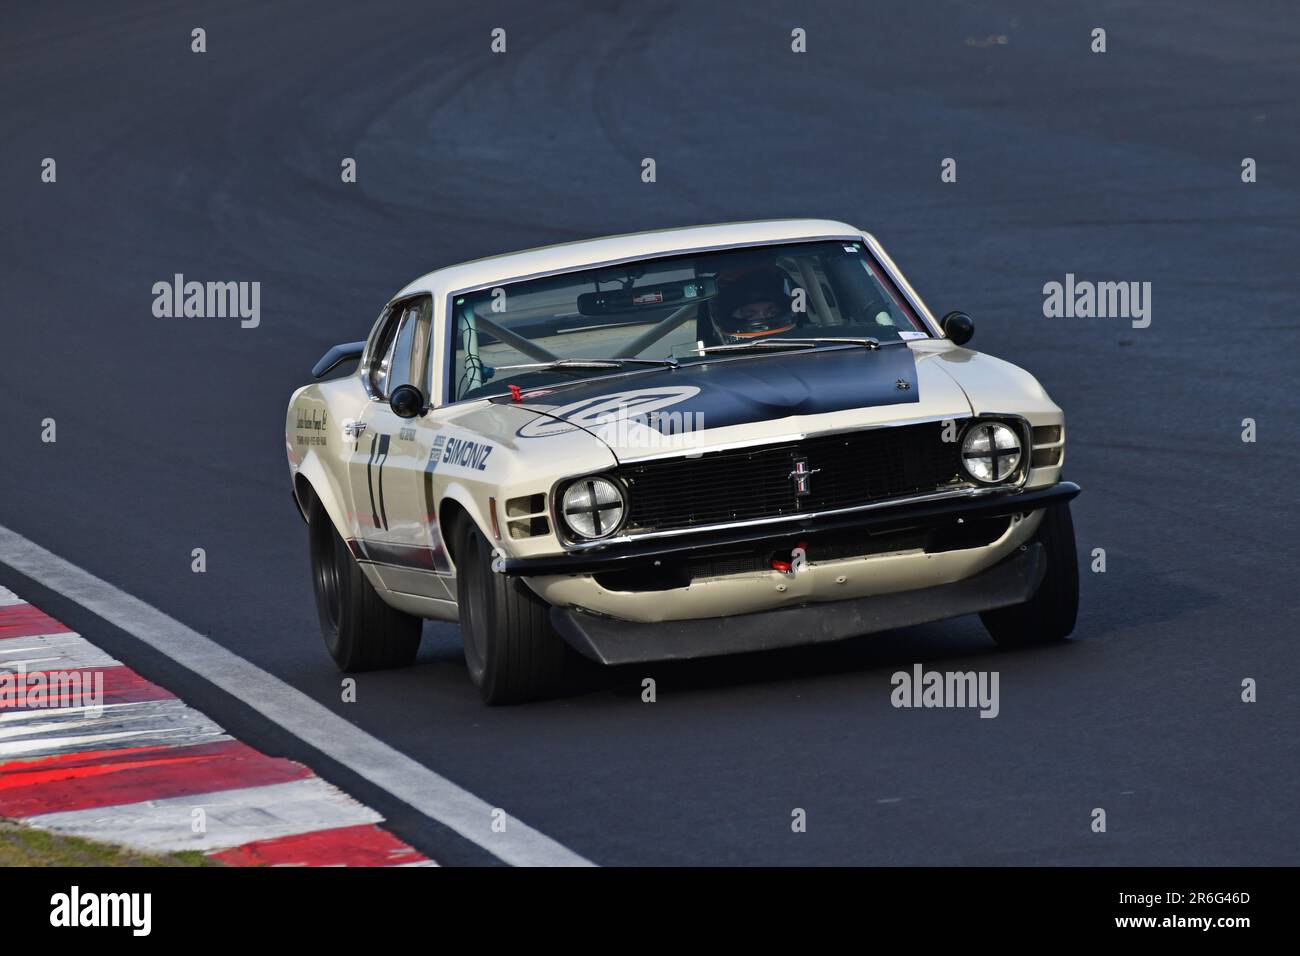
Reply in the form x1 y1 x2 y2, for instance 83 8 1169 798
506 344 977 462
917 342 1058 415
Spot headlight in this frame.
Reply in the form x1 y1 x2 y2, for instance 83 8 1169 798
560 477 626 539
961 421 1022 484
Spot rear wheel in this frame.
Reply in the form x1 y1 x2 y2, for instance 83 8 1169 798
455 522 570 704
981 501 1079 647
308 495 422 671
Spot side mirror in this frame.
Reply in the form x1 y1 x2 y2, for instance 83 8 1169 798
389 383 427 419
940 311 974 346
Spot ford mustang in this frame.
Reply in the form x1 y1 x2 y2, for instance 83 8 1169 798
286 220 1080 703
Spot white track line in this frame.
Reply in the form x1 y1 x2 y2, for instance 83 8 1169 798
0 525 593 867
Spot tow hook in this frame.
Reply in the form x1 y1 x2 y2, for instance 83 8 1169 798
771 541 809 574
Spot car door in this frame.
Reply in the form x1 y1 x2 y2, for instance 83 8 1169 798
348 295 454 602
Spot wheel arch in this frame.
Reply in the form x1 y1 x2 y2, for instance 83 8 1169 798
293 453 352 542
436 483 492 570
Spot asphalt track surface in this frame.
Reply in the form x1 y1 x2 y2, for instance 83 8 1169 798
2 1 1298 866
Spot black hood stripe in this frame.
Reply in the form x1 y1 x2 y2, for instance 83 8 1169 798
513 346 920 436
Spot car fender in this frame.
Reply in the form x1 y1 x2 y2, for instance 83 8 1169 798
924 345 1062 423
292 450 352 538
286 380 364 540
434 478 494 568
425 403 620 564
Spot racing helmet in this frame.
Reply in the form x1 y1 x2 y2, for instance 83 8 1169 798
713 267 797 341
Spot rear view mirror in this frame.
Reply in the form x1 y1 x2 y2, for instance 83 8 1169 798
577 276 717 316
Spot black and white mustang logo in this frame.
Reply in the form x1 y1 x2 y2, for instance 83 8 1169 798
789 457 820 497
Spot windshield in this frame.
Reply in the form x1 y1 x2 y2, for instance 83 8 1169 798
449 239 929 401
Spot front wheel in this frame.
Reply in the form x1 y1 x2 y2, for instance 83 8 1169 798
981 501 1079 648
308 495 422 671
455 523 571 704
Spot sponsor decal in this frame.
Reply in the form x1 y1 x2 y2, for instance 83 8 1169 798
428 433 447 466
294 408 328 447
442 436 494 471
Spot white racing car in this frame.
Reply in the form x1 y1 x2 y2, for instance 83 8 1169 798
286 220 1079 703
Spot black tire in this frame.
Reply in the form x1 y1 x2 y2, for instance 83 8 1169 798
980 501 1079 647
308 495 422 671
455 522 570 704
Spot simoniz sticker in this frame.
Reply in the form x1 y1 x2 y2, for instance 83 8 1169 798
442 436 494 471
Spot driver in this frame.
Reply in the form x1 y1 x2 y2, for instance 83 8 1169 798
712 267 798 342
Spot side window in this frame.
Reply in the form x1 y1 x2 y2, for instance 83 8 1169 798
368 306 402 398
371 297 432 399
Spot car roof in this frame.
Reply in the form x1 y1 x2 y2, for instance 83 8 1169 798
394 218 868 299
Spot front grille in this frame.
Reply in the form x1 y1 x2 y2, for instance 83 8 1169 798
615 420 967 533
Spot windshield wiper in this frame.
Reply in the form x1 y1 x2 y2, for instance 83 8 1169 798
602 357 679 367
493 357 678 374
692 341 816 354
772 336 881 349
689 337 880 356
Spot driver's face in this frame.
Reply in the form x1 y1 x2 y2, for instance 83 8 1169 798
732 300 781 325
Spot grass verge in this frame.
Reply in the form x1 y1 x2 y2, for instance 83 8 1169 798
0 819 221 867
